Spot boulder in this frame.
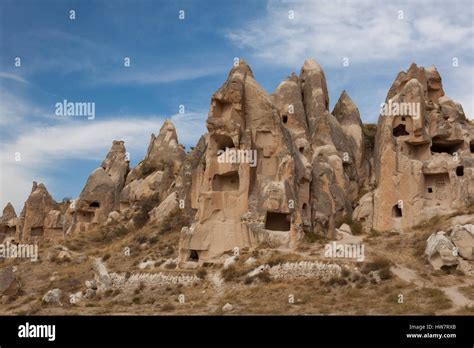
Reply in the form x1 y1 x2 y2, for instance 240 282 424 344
222 303 233 312
42 288 63 305
450 224 474 260
0 267 20 297
71 141 129 234
92 258 111 290
425 231 458 270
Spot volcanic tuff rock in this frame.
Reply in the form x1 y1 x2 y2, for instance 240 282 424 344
178 58 370 263
7 58 473 266
16 182 61 243
70 140 129 234
121 120 185 208
367 63 473 232
0 203 17 242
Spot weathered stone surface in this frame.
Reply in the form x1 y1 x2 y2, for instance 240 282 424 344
92 258 111 291
71 141 129 234
450 224 474 260
121 120 185 209
0 267 20 297
0 203 17 242
42 288 62 305
148 191 180 228
425 231 458 270
17 182 61 242
366 63 473 232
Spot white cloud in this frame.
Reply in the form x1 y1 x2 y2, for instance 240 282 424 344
96 65 225 85
227 0 473 120
0 88 45 126
228 0 473 68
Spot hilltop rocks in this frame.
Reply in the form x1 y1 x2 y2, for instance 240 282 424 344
17 182 62 243
11 57 471 267
120 120 185 209
178 58 370 262
71 141 129 233
366 63 473 233
179 59 305 263
0 203 17 242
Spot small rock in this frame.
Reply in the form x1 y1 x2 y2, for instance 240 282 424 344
1 295 10 304
222 303 233 312
57 250 71 261
84 288 96 299
138 260 156 270
0 267 20 297
42 288 62 305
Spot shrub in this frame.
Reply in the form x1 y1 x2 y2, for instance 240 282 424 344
133 193 161 228
196 269 207 279
159 209 190 235
362 256 392 280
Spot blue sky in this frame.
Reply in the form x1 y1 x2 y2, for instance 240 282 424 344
0 0 473 212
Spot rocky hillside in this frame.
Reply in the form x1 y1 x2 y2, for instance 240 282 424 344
1 59 473 315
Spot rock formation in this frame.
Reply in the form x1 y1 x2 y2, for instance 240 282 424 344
360 63 474 232
0 203 17 242
16 182 62 243
6 58 472 266
70 140 129 233
120 120 185 210
178 59 369 264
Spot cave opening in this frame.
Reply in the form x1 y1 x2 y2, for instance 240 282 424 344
393 124 409 137
188 250 199 262
430 138 463 154
265 212 291 231
212 172 239 191
30 226 44 236
392 204 402 218
213 134 235 153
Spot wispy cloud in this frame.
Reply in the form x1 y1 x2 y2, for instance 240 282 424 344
0 72 29 84
227 0 473 68
95 65 225 85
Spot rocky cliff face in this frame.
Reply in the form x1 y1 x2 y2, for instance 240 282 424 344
178 58 371 264
15 182 61 243
69 140 129 234
8 59 472 267
359 63 474 232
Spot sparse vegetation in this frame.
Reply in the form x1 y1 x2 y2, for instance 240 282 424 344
133 192 161 228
